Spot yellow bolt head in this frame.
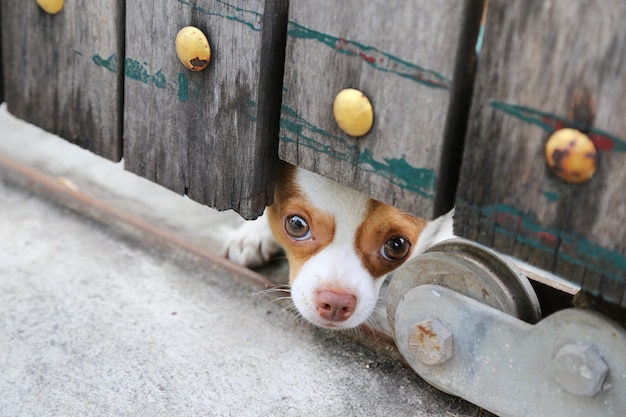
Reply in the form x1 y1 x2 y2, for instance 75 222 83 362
333 88 374 137
545 128 597 184
175 26 212 71
37 0 64 14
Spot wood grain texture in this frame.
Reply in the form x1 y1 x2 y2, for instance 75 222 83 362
455 0 626 306
0 5 3 103
0 0 123 160
123 0 287 219
279 0 476 219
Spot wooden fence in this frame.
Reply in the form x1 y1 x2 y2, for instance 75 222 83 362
1 0 625 307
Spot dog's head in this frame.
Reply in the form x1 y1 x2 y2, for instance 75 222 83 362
267 166 427 329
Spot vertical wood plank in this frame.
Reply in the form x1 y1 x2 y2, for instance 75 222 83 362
0 5 3 103
455 0 626 306
123 0 287 219
0 0 123 160
279 0 480 219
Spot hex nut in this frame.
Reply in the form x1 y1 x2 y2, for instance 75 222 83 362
408 318 453 366
552 344 609 397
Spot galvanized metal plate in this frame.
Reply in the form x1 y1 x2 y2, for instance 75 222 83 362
393 285 626 417
387 239 541 337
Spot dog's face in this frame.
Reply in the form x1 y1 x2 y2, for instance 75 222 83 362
267 166 427 329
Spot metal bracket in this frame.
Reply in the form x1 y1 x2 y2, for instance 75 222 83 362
393 284 626 417
388 239 542 336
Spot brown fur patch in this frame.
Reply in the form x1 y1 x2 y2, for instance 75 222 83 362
355 200 428 278
267 162 336 283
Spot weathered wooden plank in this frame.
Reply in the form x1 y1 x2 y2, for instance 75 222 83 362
0 0 123 160
279 0 481 219
0 5 3 103
123 0 287 219
455 0 626 306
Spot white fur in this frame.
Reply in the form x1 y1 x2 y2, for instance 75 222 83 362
221 213 282 268
296 168 370 247
222 167 455 329
411 208 455 256
290 244 386 328
289 168 382 328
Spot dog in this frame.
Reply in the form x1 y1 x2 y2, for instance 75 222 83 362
223 162 453 330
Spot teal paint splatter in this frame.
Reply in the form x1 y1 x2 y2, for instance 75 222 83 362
280 104 360 162
93 54 204 103
541 189 560 202
475 23 485 56
490 100 626 152
177 0 262 31
287 21 451 90
125 58 166 88
192 84 202 99
459 201 626 284
94 54 166 89
74 50 84 57
240 99 257 122
359 149 436 198
93 54 117 72
280 104 436 198
177 73 189 102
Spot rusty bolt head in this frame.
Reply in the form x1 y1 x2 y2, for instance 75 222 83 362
408 318 453 366
552 344 609 397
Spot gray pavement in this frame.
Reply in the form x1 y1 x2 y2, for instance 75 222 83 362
0 105 488 416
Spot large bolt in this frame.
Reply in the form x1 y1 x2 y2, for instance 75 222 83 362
552 344 609 397
408 318 453 366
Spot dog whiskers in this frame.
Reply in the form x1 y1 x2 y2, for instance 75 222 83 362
347 325 365 339
261 294 292 309
364 316 383 333
284 307 306 327
260 283 291 293
281 302 299 316
268 294 301 319
252 285 290 298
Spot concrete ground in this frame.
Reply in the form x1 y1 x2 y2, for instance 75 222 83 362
0 105 490 416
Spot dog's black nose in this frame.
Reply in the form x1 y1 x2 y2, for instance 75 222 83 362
316 290 357 322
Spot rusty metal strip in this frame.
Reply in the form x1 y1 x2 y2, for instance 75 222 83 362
0 153 396 350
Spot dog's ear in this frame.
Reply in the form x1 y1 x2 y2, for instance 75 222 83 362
275 160 298 187
272 161 300 205
413 209 455 255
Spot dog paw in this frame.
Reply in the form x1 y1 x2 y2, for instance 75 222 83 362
222 213 282 268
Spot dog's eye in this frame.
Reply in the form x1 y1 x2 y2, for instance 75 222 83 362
381 237 410 261
285 215 311 240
